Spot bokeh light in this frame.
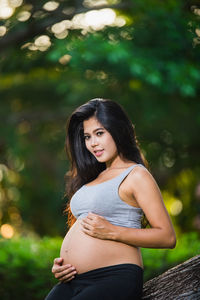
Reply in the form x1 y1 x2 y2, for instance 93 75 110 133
7 187 20 201
52 21 67 34
1 224 14 238
9 0 23 8
0 2 14 19
71 8 125 31
34 35 51 51
195 28 200 37
43 1 59 11
83 0 108 8
0 0 23 19
17 10 31 21
59 54 71 65
55 30 68 39
85 9 116 28
0 25 7 36
8 207 22 226
170 200 183 216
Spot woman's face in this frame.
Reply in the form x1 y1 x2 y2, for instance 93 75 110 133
83 116 118 164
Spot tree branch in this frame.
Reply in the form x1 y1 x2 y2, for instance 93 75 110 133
0 2 132 53
142 255 200 299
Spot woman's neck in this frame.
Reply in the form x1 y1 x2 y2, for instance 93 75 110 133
106 156 135 170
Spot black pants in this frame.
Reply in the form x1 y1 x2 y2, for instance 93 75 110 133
45 263 143 300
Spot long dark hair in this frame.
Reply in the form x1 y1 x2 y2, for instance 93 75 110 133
64 98 148 227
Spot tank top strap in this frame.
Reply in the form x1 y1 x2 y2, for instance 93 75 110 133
114 163 145 187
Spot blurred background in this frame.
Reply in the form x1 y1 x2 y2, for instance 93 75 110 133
0 0 200 299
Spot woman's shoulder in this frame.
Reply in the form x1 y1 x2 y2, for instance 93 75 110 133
127 164 159 196
129 163 153 182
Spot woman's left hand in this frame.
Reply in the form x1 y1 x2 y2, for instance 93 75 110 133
81 212 115 240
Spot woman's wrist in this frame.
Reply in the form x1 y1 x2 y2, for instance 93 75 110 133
109 225 124 242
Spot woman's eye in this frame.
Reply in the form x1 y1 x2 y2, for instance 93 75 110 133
84 135 90 140
97 131 104 136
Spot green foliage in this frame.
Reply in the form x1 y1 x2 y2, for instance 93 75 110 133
0 232 199 299
0 236 62 300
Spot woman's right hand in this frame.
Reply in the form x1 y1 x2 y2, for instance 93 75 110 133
52 257 77 283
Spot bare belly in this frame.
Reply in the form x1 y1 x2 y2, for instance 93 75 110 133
60 220 143 274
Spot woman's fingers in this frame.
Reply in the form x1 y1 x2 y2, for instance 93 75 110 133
81 218 94 230
53 265 77 281
81 218 90 226
51 257 77 282
52 264 72 274
59 269 77 282
81 222 93 231
53 257 63 265
60 270 77 282
62 275 75 283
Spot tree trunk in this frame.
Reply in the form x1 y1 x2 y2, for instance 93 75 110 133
142 255 200 299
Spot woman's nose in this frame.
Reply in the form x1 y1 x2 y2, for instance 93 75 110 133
91 136 98 146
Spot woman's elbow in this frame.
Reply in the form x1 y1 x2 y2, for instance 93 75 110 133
160 229 176 249
168 232 176 249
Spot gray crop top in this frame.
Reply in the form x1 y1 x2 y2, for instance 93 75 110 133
70 164 145 228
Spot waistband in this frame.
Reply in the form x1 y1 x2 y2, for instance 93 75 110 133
76 263 143 280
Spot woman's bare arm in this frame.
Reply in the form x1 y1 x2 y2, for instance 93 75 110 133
111 167 176 248
81 167 176 249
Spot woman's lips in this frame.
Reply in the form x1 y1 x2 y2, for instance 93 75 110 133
94 150 104 157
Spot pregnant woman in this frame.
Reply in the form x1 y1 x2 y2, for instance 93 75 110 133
45 98 176 300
